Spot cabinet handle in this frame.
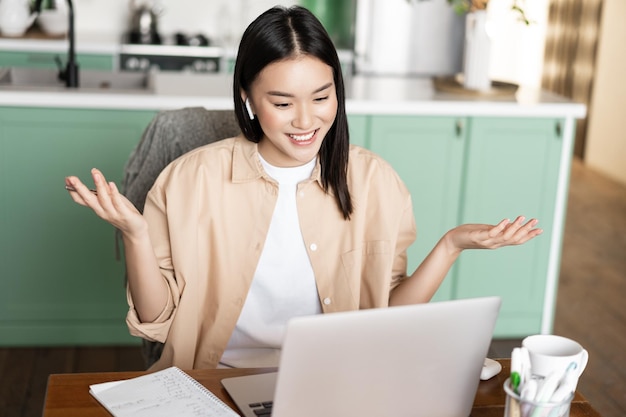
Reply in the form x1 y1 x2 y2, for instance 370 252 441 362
455 119 463 137
555 121 562 138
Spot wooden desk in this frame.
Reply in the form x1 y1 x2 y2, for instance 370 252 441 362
43 359 601 417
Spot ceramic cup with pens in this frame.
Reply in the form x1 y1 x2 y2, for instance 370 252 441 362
522 335 588 389
503 377 573 417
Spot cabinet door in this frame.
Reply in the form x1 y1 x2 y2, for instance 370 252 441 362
0 51 114 70
456 117 564 336
347 114 368 147
0 107 156 345
368 116 466 301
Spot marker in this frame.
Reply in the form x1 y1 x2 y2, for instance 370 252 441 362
520 346 531 387
510 347 523 393
521 378 538 399
510 371 521 393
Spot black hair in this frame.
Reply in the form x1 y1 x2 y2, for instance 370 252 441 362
233 5 353 220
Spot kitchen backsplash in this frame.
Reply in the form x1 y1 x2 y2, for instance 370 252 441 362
73 0 297 45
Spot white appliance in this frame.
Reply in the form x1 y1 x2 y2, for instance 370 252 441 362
354 0 465 76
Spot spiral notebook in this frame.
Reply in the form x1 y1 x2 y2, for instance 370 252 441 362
89 366 238 417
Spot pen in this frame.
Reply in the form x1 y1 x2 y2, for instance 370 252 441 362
549 362 578 403
535 370 562 403
520 379 538 417
65 185 98 195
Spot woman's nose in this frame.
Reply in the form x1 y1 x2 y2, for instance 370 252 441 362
292 105 313 130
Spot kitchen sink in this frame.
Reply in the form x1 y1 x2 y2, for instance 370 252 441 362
0 67 154 92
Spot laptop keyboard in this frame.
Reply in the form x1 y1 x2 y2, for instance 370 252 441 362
249 401 273 416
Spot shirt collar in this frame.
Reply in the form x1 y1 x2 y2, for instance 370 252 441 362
231 135 323 188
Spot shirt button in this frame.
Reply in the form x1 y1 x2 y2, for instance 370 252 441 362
310 243 318 251
323 297 332 305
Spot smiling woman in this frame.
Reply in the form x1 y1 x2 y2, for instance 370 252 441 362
244 55 338 167
63 5 542 372
232 5 353 219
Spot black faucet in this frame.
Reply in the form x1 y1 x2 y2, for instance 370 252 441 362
34 0 79 88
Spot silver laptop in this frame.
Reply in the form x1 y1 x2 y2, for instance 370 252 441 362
221 296 501 417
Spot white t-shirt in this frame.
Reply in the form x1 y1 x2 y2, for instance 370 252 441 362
219 155 321 368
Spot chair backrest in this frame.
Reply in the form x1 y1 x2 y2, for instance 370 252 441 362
119 107 240 368
122 107 241 212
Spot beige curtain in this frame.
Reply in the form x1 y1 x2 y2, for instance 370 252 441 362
542 0 603 158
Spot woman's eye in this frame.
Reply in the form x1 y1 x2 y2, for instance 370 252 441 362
314 96 329 102
274 103 290 108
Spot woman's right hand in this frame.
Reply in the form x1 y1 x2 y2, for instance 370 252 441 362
67 169 169 322
65 168 147 238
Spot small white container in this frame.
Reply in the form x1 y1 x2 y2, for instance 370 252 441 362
37 9 68 36
0 0 37 37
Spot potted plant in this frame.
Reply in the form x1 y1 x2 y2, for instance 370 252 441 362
446 0 530 24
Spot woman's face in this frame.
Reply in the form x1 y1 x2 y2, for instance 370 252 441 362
244 55 338 167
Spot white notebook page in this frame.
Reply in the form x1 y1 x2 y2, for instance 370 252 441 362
89 366 238 417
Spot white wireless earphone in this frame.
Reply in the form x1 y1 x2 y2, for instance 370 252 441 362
245 98 255 120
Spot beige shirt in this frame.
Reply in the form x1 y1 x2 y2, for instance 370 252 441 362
126 135 416 370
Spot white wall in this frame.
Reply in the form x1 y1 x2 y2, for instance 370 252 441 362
584 0 626 185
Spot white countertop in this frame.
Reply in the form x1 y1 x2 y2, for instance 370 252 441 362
0 71 587 119
0 31 121 54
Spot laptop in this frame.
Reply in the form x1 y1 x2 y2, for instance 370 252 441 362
221 296 501 417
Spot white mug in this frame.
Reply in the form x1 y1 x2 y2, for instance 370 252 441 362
522 334 588 384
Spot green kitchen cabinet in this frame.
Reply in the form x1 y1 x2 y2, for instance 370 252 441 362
0 107 156 345
0 106 568 345
347 114 367 147
367 116 466 302
455 117 564 336
364 115 565 337
0 50 114 70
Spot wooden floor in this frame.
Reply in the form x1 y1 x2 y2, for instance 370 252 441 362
552 157 626 417
1 157 625 417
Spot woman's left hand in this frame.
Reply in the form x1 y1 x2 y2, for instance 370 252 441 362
445 216 543 252
390 215 543 305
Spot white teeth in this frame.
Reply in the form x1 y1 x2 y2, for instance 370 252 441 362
289 131 315 141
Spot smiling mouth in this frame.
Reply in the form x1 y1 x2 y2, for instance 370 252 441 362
288 129 318 142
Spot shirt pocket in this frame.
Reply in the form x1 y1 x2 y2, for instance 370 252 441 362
341 240 392 307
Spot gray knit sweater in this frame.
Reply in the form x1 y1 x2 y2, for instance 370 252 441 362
122 107 240 212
